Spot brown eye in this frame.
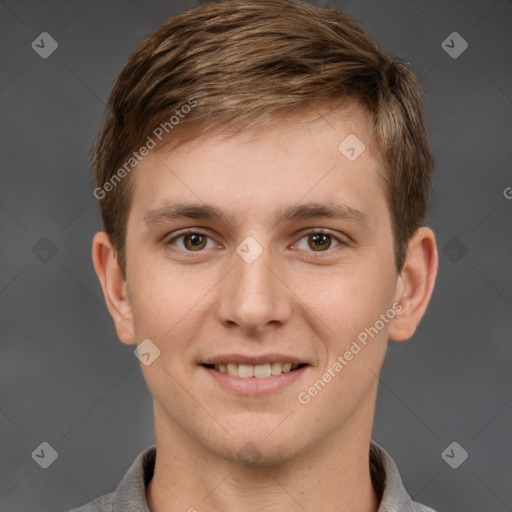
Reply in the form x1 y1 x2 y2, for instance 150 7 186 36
307 233 333 251
168 231 214 252
183 233 207 251
293 230 343 254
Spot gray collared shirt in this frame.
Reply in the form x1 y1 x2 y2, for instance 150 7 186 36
69 440 438 512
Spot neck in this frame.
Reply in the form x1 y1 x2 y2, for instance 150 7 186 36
147 406 380 512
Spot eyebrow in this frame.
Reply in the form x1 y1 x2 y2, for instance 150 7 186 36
143 201 370 227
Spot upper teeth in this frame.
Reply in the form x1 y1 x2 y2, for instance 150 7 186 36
214 362 299 378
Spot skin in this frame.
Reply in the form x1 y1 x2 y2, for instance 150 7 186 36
92 101 438 512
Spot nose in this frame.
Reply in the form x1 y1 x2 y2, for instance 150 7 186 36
215 237 293 335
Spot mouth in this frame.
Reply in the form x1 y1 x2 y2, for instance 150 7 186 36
201 362 308 378
200 354 311 395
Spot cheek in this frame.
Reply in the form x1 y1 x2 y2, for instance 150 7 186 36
295 266 393 412
128 261 209 341
297 262 394 340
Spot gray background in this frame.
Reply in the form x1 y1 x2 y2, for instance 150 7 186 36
1 0 511 511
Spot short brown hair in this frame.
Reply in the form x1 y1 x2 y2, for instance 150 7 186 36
92 0 434 275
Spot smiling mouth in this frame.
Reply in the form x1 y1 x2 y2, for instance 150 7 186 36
202 362 308 378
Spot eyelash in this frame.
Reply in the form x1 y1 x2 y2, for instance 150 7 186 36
165 228 347 256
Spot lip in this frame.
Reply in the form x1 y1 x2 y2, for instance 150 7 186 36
202 353 309 366
201 364 310 396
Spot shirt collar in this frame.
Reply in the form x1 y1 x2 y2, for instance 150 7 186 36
369 440 425 511
112 440 421 511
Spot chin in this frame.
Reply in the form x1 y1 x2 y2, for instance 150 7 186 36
201 421 307 468
212 440 302 468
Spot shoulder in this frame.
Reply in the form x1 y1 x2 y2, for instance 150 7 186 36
67 491 114 512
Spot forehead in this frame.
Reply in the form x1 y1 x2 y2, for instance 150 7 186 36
128 102 389 229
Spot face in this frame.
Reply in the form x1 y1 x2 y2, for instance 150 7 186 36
120 102 402 465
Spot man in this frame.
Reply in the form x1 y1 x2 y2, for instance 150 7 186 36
72 0 439 510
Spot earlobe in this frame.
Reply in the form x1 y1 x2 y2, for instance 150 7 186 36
388 227 438 342
92 231 136 345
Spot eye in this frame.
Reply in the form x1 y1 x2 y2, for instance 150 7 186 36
294 230 343 252
167 230 216 252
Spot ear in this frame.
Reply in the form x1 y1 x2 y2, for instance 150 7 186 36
388 226 438 342
92 231 136 345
